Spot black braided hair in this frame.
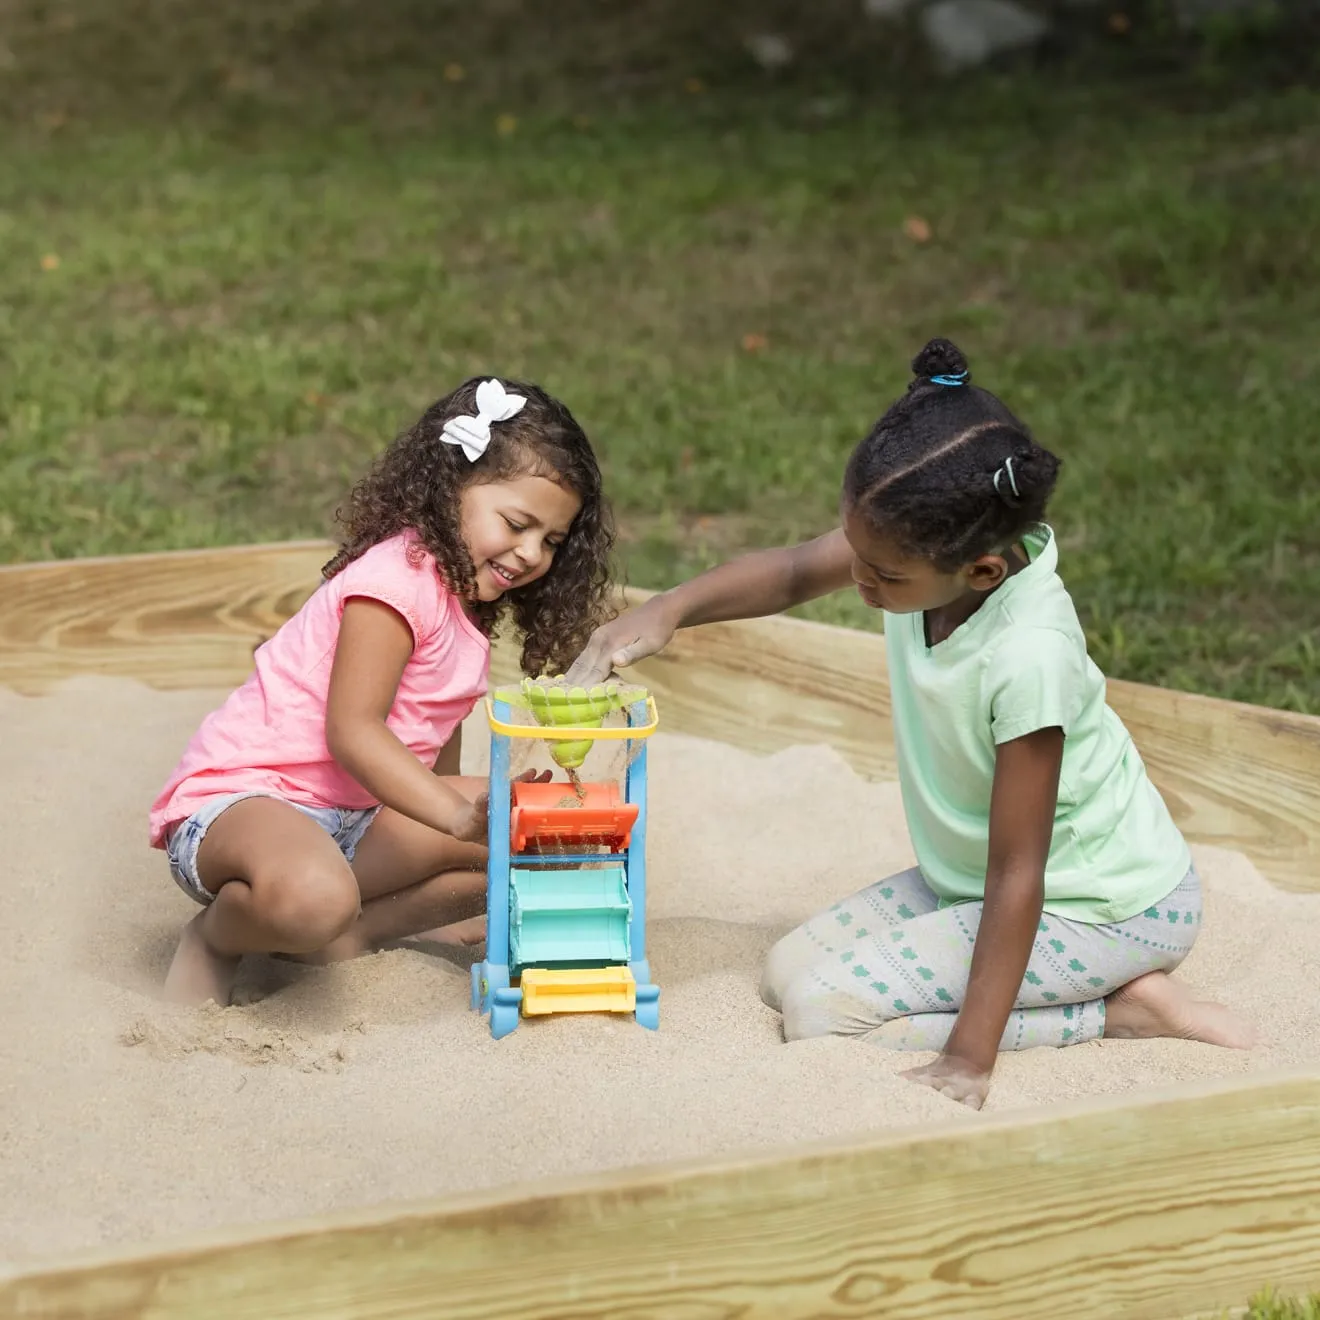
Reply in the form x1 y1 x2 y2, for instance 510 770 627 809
842 339 1061 569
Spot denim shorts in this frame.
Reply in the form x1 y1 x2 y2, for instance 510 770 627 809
164 792 380 906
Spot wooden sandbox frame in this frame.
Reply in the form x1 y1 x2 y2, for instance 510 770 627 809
1 540 1319 1320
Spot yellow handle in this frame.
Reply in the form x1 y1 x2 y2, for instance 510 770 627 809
485 695 659 741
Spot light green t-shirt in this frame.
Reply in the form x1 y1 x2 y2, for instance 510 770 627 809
885 524 1191 924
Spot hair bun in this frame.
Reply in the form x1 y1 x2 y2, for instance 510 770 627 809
911 338 970 383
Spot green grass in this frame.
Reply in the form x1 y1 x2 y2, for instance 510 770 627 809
1 1 1317 717
1243 1291 1320 1319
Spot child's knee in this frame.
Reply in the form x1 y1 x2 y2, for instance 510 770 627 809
780 976 827 1040
259 865 361 952
780 971 880 1042
760 930 816 1012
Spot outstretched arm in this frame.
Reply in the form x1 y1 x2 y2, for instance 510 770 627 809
565 528 854 684
904 725 1063 1109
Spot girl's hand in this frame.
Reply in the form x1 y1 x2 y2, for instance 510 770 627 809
902 1054 992 1110
564 598 679 686
451 793 490 844
447 770 551 844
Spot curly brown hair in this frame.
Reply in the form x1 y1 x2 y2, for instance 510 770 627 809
323 376 616 676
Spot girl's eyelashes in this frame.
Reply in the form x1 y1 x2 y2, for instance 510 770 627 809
502 514 564 553
865 563 903 583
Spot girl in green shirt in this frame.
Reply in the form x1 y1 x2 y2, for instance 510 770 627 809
566 338 1254 1109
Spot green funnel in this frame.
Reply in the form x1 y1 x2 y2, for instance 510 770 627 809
520 678 627 771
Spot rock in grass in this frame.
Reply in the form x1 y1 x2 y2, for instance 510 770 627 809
920 0 1050 71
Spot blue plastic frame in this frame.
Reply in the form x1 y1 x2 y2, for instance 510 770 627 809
471 695 660 1038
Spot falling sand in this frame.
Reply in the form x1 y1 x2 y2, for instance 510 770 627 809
2 676 1317 1266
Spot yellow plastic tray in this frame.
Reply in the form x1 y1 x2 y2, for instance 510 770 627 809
520 966 637 1016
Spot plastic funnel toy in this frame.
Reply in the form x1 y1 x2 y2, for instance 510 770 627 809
520 677 626 770
485 678 656 774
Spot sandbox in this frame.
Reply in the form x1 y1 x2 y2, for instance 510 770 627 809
2 542 1319 1320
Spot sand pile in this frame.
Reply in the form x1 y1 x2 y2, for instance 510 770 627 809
2 676 1315 1265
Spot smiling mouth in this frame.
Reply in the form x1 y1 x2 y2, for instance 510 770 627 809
488 562 519 587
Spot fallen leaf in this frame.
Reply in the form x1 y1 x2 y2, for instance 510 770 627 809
444 62 465 82
903 215 932 243
1108 11 1131 32
685 77 705 94
304 391 326 407
40 253 60 271
741 332 769 353
573 114 592 129
495 113 518 136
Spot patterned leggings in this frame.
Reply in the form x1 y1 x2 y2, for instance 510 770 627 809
761 866 1201 1051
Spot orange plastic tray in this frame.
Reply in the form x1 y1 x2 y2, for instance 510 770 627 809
510 781 639 853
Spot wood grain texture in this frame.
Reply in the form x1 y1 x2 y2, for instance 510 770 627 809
1 542 1316 892
1103 676 1320 898
4 1071 1320 1320
0 541 332 694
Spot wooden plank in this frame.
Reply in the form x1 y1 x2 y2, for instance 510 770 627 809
0 541 332 694
1 542 1317 892
1103 676 1320 901
621 609 897 779
4 1069 1320 1320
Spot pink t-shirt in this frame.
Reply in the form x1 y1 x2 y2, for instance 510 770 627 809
148 532 490 847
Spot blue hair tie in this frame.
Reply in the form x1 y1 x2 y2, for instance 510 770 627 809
930 370 969 387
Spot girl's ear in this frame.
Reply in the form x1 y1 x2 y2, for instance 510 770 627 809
965 554 1009 594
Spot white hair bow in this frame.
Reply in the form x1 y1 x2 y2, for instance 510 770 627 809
440 378 527 462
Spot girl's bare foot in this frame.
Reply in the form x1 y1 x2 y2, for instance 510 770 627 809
163 913 241 1007
1104 972 1256 1049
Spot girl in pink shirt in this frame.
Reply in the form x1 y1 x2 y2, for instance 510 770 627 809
151 377 614 1007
